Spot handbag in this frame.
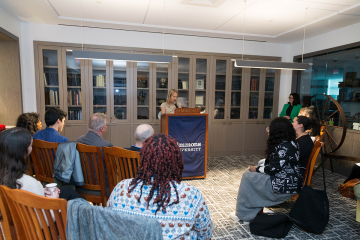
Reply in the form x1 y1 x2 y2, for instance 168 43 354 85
250 214 293 238
289 149 329 234
338 178 360 199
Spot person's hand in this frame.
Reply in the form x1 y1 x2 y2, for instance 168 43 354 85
284 116 291 120
249 166 257 172
45 187 60 198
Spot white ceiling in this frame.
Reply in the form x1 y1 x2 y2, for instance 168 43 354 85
1 0 360 43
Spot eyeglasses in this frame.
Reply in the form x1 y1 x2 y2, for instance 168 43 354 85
288 97 294 99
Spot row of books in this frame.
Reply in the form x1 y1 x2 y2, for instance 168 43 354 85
45 90 59 105
68 110 82 120
250 96 259 106
44 73 59 86
67 74 81 86
250 78 259 91
94 75 106 87
67 90 82 105
265 78 274 91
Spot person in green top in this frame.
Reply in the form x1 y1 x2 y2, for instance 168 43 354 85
279 93 302 123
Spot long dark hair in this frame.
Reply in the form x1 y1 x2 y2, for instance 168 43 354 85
267 117 296 156
16 112 40 135
289 93 301 106
128 134 184 214
0 128 32 189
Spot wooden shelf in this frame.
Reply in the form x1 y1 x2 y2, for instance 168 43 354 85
196 72 206 74
138 105 149 107
45 105 59 107
44 66 58 69
93 87 106 89
178 71 190 74
44 85 59 88
67 86 81 88
156 88 168 91
68 105 82 107
195 89 206 91
114 105 127 107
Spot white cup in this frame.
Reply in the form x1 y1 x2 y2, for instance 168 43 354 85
45 183 57 195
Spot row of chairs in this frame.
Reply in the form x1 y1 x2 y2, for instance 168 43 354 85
29 140 141 206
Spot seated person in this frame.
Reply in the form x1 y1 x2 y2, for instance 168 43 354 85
16 112 42 135
293 116 315 176
299 106 320 136
77 113 112 195
33 107 69 143
125 124 154 152
0 128 83 201
233 117 301 222
108 134 213 240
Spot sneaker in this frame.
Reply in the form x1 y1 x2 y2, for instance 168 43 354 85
229 212 250 225
263 207 274 214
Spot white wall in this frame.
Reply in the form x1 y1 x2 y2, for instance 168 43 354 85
20 22 291 113
0 6 21 37
289 21 360 57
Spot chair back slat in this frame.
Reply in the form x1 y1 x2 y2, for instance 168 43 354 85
76 143 107 206
302 139 325 187
0 186 17 240
102 146 141 194
31 140 59 184
0 185 67 240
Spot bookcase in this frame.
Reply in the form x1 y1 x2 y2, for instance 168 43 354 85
35 42 280 155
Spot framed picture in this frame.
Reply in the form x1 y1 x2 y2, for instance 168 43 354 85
196 79 204 89
196 96 204 105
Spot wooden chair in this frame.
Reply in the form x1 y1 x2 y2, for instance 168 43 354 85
0 185 67 240
102 146 140 194
0 186 17 240
76 143 107 206
30 140 59 185
290 138 324 200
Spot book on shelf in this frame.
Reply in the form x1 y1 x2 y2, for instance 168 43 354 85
67 89 82 105
44 73 48 86
44 72 59 86
68 110 82 120
96 75 106 87
250 78 258 91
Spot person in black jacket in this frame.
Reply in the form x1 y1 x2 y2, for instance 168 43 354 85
232 117 301 222
293 116 315 176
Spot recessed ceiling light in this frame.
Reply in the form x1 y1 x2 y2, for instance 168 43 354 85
269 20 273 22
96 1 102 3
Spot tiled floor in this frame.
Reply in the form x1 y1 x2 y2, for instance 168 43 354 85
183 155 360 240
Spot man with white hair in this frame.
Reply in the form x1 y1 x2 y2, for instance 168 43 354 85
77 113 113 195
126 124 154 152
77 113 112 148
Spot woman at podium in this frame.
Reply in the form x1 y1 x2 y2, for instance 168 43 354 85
160 89 182 115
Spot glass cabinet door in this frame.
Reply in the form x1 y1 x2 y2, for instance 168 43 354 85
113 61 127 120
155 63 169 119
214 59 226 119
43 49 60 111
263 69 275 119
248 68 260 119
195 58 207 112
65 51 83 121
178 57 190 108
230 65 242 119
136 62 150 120
92 60 107 114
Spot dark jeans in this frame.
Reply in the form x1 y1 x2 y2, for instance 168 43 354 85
59 186 85 201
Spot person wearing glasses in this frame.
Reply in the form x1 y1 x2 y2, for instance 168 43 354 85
279 93 302 123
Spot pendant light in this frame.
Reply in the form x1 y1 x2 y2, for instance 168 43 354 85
233 2 310 70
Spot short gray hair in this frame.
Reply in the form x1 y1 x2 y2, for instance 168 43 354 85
135 124 154 143
89 113 107 132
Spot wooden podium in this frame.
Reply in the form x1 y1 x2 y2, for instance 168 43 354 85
161 108 208 179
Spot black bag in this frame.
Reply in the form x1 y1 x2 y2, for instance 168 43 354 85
289 149 329 234
250 214 293 238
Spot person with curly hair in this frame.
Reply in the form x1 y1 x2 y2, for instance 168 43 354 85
16 112 42 135
231 117 301 222
107 134 213 240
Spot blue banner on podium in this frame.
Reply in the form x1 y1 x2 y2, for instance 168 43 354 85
168 116 206 177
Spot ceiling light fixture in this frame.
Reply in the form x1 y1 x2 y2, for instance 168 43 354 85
73 0 174 63
233 1 310 70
